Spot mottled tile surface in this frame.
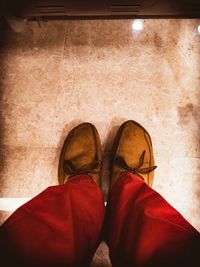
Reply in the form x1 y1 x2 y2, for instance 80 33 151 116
0 19 200 266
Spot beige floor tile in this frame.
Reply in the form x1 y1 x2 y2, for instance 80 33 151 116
0 18 199 266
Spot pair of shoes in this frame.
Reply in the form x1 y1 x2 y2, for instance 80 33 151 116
58 120 157 187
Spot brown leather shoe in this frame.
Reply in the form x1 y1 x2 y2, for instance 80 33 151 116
110 120 157 187
58 123 102 185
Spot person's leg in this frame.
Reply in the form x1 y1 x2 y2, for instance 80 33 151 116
106 120 200 267
0 175 105 267
106 172 200 267
0 122 105 267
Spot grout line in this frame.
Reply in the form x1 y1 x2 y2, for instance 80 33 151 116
60 20 67 64
59 20 68 88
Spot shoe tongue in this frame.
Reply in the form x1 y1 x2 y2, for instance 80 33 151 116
63 158 100 176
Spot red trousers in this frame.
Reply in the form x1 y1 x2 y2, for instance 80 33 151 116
0 173 199 267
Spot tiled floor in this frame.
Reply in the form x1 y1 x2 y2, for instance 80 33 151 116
0 19 200 266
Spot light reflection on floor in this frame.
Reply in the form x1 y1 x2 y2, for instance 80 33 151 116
0 198 31 212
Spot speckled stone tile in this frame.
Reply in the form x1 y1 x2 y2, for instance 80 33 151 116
0 146 58 197
0 18 200 266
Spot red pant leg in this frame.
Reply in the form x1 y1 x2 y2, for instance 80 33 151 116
0 175 105 267
106 172 200 267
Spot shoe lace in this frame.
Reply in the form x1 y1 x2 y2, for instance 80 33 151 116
63 158 100 175
115 151 157 175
